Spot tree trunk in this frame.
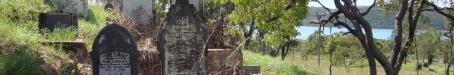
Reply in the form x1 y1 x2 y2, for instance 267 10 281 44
318 29 322 68
329 52 333 75
446 63 451 75
243 21 255 48
258 31 265 52
390 0 409 68
356 35 378 75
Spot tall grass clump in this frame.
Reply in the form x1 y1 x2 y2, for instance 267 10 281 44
0 47 44 75
79 5 111 48
243 50 315 75
0 0 51 74
0 0 106 74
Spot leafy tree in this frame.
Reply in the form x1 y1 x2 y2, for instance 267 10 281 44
206 0 309 51
324 33 363 66
313 0 454 74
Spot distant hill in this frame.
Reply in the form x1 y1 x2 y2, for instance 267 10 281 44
302 6 447 29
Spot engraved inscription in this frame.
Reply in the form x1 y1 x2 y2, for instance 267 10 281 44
99 51 131 75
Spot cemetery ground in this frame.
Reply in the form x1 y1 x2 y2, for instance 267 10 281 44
1 0 454 75
0 2 347 74
244 49 454 75
0 0 110 74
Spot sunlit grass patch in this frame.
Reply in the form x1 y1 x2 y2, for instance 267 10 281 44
243 50 315 75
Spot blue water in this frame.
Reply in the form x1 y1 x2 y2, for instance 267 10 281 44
297 26 393 40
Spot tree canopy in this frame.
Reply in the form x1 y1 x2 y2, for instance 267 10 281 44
207 0 309 46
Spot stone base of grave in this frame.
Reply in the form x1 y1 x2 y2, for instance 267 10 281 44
207 48 244 75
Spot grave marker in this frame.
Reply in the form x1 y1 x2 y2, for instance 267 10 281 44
91 23 138 75
48 0 88 17
157 0 208 75
122 0 154 26
38 10 78 31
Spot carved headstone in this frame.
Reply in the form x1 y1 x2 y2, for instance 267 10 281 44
38 10 78 31
157 0 208 75
91 23 138 75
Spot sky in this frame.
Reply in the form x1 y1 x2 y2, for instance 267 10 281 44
308 0 452 9
308 0 374 9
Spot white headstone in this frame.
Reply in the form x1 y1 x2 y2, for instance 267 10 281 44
48 0 89 17
122 0 154 26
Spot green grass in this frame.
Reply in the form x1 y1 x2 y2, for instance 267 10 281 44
0 0 111 74
79 5 110 48
0 47 44 75
243 50 315 75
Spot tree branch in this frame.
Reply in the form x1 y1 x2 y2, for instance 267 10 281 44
390 0 409 68
425 0 454 20
423 8 454 11
266 0 297 23
361 1 376 16
314 0 334 14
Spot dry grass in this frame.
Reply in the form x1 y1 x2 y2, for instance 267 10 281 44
283 55 454 75
111 7 163 74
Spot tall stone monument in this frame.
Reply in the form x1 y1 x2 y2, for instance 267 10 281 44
91 23 139 75
157 0 208 74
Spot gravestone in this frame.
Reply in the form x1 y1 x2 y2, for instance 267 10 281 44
244 65 260 75
91 23 138 75
170 0 203 12
39 10 78 31
122 0 154 26
48 0 88 17
157 0 208 75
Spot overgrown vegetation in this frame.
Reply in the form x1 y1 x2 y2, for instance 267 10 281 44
243 50 314 75
0 0 110 74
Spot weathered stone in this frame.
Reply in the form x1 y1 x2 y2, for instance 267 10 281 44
157 0 208 74
48 0 88 17
121 0 154 26
244 66 260 75
207 49 243 75
91 23 138 75
38 10 78 31
170 0 203 12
